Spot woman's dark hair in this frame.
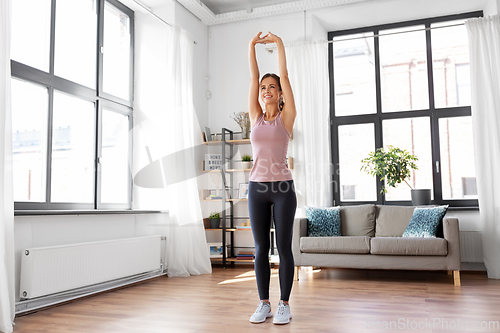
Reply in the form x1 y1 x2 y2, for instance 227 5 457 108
260 73 284 111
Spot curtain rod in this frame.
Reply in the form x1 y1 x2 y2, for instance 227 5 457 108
266 22 465 53
130 0 172 27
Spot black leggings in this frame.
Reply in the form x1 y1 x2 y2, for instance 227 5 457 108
248 180 297 302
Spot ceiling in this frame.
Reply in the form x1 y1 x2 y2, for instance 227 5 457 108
199 0 300 15
175 0 373 25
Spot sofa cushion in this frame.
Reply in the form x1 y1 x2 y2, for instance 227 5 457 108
300 236 371 254
305 206 341 237
402 205 449 238
340 205 376 237
370 237 448 256
375 205 415 237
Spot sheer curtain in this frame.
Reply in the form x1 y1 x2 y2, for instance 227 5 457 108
0 0 15 331
466 15 500 279
163 25 211 277
286 40 332 214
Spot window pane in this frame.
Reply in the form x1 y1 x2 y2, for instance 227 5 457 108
333 33 376 116
11 79 48 202
51 91 95 203
439 117 477 199
338 124 376 201
103 2 131 101
54 0 97 88
432 20 470 108
383 117 433 200
11 0 51 71
379 26 429 112
101 110 130 203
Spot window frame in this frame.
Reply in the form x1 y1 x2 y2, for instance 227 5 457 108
11 0 134 210
329 11 482 208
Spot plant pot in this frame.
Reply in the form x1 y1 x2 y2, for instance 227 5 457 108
210 218 221 229
242 161 252 169
411 189 431 206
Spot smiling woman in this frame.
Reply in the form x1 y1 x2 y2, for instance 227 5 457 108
247 31 297 325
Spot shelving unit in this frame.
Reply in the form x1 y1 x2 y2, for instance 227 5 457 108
203 128 275 268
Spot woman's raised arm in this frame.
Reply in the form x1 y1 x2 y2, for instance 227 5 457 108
262 32 296 135
249 32 265 127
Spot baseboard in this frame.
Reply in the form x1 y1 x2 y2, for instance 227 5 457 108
461 262 487 271
15 269 166 316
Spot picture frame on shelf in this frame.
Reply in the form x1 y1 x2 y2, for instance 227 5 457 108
204 126 212 142
208 242 224 258
238 183 249 199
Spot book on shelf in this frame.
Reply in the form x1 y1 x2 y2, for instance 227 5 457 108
236 226 251 229
202 189 222 200
205 196 222 200
237 251 254 260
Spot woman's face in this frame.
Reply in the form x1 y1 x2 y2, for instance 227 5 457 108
260 77 281 106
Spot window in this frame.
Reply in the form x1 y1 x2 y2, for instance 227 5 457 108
11 0 134 210
330 12 481 207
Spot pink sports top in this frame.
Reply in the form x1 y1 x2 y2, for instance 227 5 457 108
249 110 293 182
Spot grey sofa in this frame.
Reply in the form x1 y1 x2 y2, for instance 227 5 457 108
292 204 461 286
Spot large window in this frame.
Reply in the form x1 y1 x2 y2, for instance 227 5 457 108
11 0 134 210
330 12 481 207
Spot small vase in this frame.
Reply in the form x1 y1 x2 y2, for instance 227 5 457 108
241 126 250 139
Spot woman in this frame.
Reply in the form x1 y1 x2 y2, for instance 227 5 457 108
247 31 297 325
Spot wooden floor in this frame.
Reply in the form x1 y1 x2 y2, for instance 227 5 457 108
13 267 500 333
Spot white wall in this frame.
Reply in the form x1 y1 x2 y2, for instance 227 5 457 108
485 0 500 15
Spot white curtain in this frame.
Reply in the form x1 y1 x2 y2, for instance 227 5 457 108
286 40 332 214
0 0 15 331
466 15 500 279
163 25 211 277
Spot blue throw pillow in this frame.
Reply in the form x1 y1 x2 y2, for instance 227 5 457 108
305 206 341 237
402 205 449 238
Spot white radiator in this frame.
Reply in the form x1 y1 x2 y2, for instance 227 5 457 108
460 231 483 263
20 235 162 299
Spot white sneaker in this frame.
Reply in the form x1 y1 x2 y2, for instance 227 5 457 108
249 301 273 323
273 301 292 325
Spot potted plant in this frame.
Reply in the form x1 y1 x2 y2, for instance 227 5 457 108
209 212 221 229
360 146 430 205
241 154 252 170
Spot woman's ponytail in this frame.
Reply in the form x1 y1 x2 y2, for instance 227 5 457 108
279 96 284 111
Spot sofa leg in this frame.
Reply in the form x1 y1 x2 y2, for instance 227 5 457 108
293 266 299 281
453 270 461 287
447 270 452 276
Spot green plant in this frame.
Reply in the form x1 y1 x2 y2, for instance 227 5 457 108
241 154 252 162
360 146 418 194
209 212 220 219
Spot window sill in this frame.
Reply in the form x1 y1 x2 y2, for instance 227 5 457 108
14 210 168 216
446 206 479 211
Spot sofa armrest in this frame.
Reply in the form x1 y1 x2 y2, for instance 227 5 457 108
292 218 308 266
443 217 461 270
